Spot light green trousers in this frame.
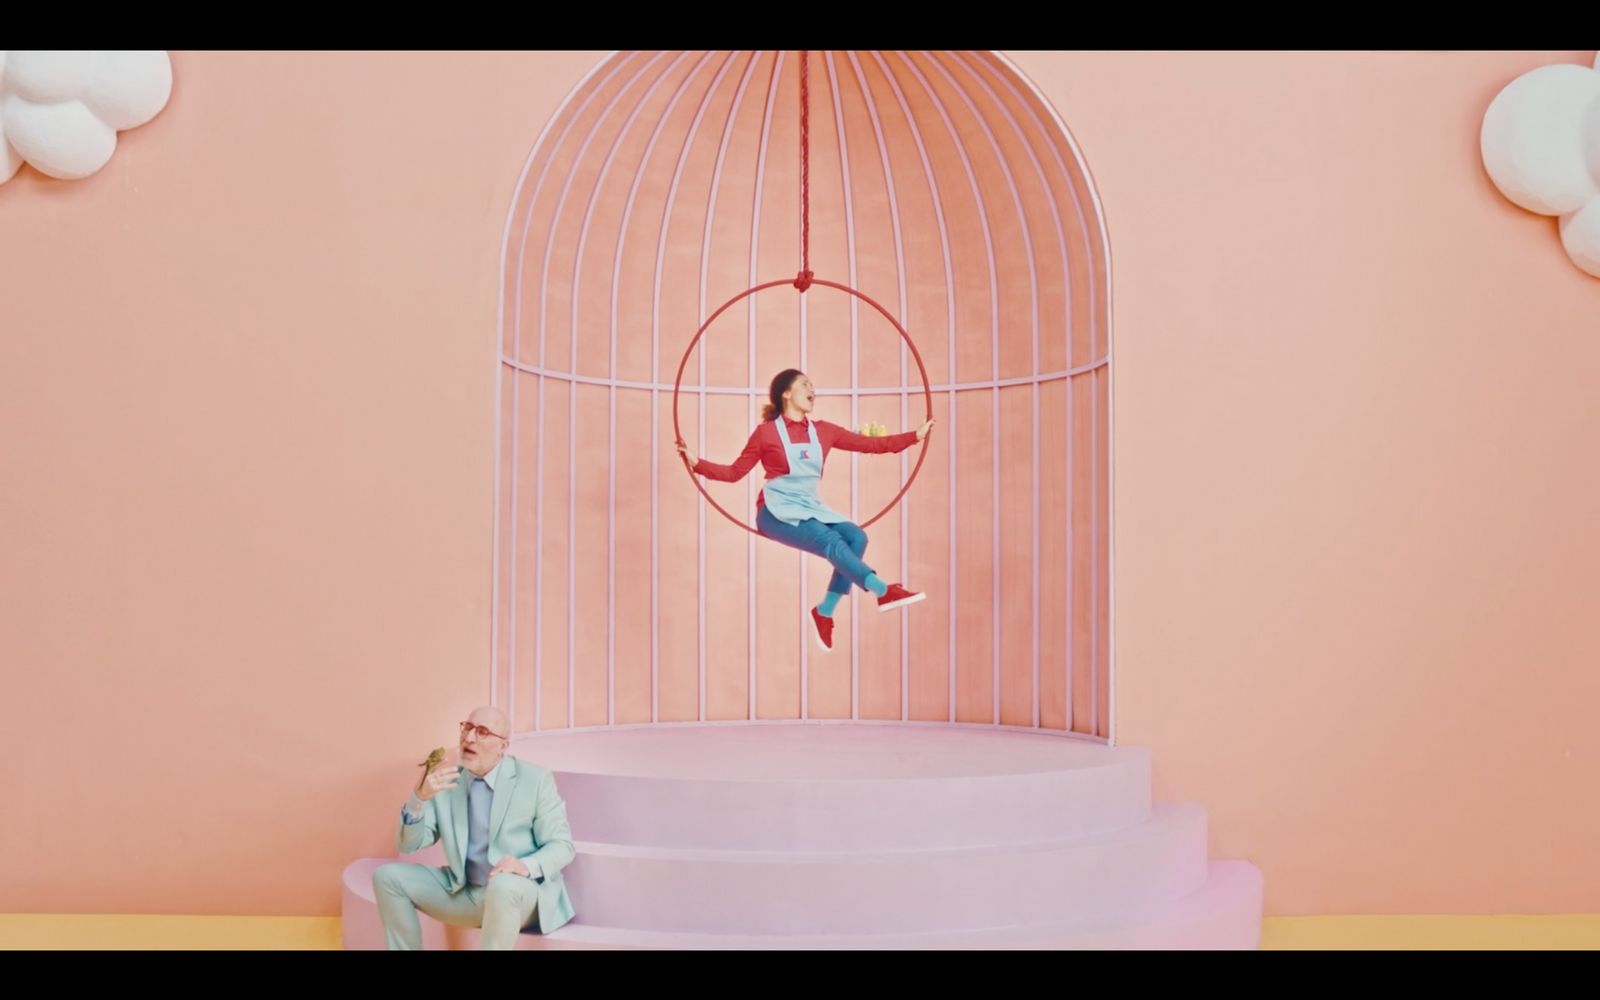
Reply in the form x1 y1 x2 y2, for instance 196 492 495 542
372 863 539 950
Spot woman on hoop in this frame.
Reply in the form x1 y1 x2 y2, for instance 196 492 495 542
677 368 934 652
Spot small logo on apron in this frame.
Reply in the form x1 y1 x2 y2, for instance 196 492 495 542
799 450 811 459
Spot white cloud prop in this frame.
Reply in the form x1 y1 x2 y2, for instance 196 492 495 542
0 51 171 184
1480 52 1600 278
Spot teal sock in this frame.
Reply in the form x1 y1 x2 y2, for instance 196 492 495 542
817 591 843 617
863 574 888 597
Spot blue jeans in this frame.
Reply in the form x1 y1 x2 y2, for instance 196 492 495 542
756 505 874 596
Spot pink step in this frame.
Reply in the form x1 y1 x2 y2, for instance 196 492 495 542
341 860 1262 950
517 725 1152 850
563 803 1206 934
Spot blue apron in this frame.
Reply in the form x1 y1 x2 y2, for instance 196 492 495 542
762 418 848 527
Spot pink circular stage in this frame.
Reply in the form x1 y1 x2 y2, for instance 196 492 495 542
342 725 1261 949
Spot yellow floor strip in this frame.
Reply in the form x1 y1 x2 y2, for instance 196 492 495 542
0 914 342 950
2 914 1598 949
1262 915 1600 950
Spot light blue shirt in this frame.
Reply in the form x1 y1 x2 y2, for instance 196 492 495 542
401 757 542 881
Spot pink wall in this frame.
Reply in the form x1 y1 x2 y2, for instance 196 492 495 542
0 51 606 915
3 51 1597 917
1006 49 1600 914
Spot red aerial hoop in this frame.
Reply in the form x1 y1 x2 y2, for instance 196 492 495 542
672 50 934 533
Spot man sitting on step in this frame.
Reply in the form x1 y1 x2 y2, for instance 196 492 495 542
372 705 577 949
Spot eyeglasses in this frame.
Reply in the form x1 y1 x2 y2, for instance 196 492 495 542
459 721 508 742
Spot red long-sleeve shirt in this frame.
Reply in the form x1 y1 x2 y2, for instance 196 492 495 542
693 417 919 512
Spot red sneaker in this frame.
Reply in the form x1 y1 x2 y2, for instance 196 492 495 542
810 607 834 652
877 583 926 612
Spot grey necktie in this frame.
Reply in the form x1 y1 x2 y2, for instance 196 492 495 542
465 776 492 886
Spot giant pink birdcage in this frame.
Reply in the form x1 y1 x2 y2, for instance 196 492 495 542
492 51 1113 741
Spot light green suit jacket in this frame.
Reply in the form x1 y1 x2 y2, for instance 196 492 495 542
396 755 577 934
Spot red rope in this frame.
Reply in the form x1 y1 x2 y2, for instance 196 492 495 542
795 50 813 292
673 51 934 535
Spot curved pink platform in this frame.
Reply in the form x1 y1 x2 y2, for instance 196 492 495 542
525 725 1153 849
341 726 1262 949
